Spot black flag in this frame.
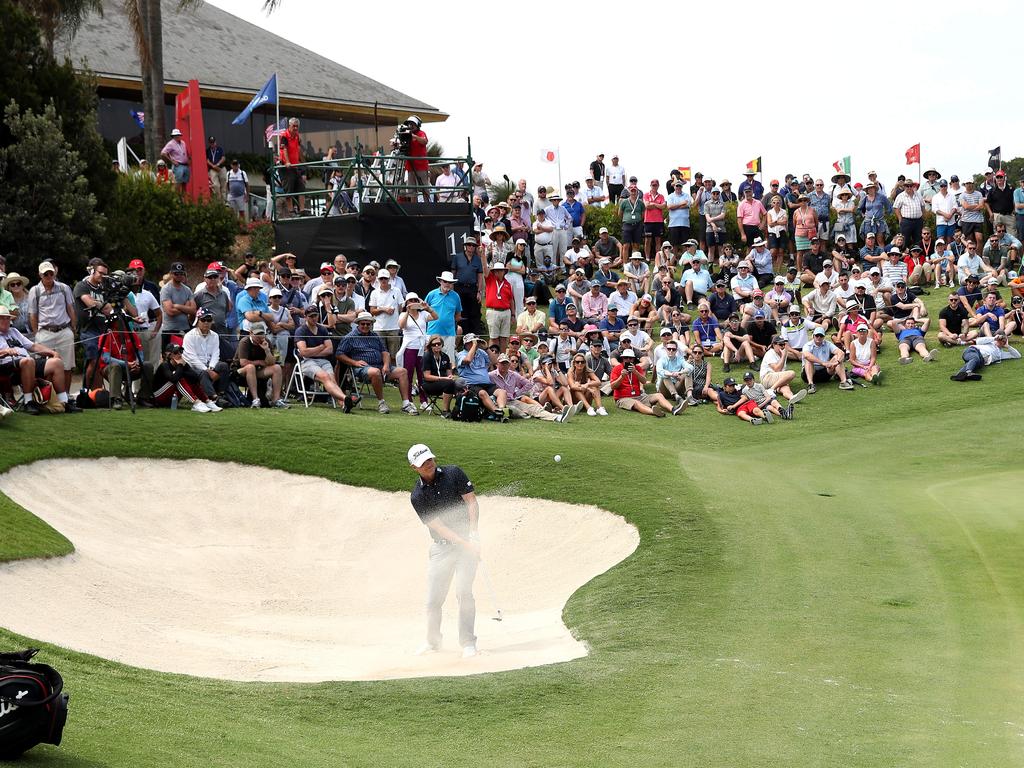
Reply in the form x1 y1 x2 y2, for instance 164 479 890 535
987 146 1001 170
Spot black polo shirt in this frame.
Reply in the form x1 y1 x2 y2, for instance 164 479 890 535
410 465 474 542
986 184 1013 215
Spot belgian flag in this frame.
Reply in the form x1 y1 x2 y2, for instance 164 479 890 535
746 156 761 173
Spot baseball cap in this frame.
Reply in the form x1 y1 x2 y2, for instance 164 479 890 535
128 259 145 270
660 327 673 336
408 443 435 467
723 377 737 386
869 267 881 275
170 261 186 273
304 304 319 316
196 308 214 322
38 261 57 275
598 227 609 234
774 276 785 284
249 322 267 335
204 269 219 278
356 310 374 322
812 327 825 336
856 323 869 332
742 372 754 380
268 287 283 297
496 354 511 363
620 348 636 358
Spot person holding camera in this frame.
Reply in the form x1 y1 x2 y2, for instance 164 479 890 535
456 332 507 420
398 293 437 411
400 115 431 202
609 348 674 417
74 259 140 389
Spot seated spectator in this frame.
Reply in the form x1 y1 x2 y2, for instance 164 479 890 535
937 291 978 346
152 343 216 411
813 260 839 288
566 352 609 415
236 277 272 333
584 339 613 393
950 331 1019 381
0 306 72 415
887 280 929 333
234 322 288 408
779 308 810 356
599 304 626 345
928 239 956 288
160 260 197 348
654 275 682 324
531 353 573 411
708 279 738 321
954 274 984 314
956 241 992 284
848 323 882 384
294 305 351 410
838 302 878 349
182 308 229 405
741 371 791 420
714 241 738 282
803 281 840 330
746 312 776 362
654 339 695 409
490 353 570 422
621 318 653 367
421 334 460 415
691 303 724 354
547 284 571 331
624 252 651 295
763 276 792 319
801 326 854 392
566 268 591 305
721 314 755 372
516 295 547 334
337 311 417 415
680 256 714 306
629 294 657 332
580 281 608 324
1004 295 1024 336
607 278 638 317
265 286 295 365
99 321 152 410
561 303 585 338
969 292 1006 337
730 261 758 302
707 376 768 425
609 349 674 417
688 343 714 402
759 336 808 401
550 321 579 372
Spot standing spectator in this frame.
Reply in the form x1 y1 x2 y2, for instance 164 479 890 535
28 261 76 399
893 180 925 247
397 293 437 411
160 261 196 347
532 207 555 272
985 170 1015 235
182 308 229 404
4 273 31 338
278 117 306 214
606 155 625 203
738 171 764 200
737 186 767 246
452 237 484 335
704 187 728 261
482 261 513 353
547 192 573 261
858 182 893 246
74 258 117 388
369 271 403 359
582 177 606 207
666 180 693 248
959 179 986 251
206 136 227 201
563 186 586 239
129 270 162 378
589 153 606 189
195 266 235 357
160 127 189 197
931 180 956 242
1014 177 1024 243
226 159 249 224
617 184 645 261
832 189 857 245
642 180 666 260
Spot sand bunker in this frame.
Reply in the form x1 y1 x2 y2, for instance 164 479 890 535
0 459 637 682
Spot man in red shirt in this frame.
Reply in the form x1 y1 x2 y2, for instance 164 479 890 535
643 179 667 261
609 349 677 417
278 117 305 214
483 261 513 352
402 115 431 202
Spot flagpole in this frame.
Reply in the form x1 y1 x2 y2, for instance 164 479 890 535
557 146 562 192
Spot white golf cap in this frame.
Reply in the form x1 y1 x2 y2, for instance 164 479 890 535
408 443 435 467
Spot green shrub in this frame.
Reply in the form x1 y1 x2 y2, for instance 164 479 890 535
247 219 276 260
106 174 238 269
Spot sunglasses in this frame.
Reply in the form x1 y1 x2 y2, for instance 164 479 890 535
665 347 678 352
198 317 213 322
430 342 443 346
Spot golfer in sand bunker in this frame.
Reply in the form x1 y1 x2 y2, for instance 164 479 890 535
408 443 481 659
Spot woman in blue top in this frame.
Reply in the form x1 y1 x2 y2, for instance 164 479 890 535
859 183 893 244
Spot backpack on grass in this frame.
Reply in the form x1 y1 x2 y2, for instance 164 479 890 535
450 391 482 422
0 649 69 759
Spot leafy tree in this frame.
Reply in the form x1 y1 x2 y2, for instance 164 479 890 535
0 101 105 275
10 0 103 57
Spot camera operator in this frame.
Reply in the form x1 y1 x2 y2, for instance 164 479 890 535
73 259 141 389
278 117 305 215
400 115 432 202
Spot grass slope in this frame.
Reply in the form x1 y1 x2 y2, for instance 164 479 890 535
2 288 1022 767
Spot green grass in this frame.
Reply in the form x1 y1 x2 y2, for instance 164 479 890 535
3 288 1023 767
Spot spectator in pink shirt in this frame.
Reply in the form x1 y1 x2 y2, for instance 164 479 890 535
581 281 608 324
737 187 767 247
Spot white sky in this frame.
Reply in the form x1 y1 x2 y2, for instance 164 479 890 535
209 0 1020 190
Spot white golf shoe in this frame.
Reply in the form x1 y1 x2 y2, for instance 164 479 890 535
461 644 478 659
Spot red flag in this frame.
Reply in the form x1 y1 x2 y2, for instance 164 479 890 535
832 160 842 173
905 143 921 165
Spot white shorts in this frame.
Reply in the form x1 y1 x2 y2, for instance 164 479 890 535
34 327 75 370
486 308 511 339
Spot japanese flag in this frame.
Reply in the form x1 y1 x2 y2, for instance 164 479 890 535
540 149 559 164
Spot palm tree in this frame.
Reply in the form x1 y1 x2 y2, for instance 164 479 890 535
12 0 103 57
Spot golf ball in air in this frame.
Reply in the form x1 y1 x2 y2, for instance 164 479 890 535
554 455 562 463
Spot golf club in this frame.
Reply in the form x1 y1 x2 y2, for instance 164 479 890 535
478 561 503 622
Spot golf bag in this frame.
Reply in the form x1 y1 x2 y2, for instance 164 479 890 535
0 649 69 759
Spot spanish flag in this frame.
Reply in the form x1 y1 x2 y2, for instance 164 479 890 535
746 156 761 173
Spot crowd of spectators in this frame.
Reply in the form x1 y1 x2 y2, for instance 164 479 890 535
1 161 1021 418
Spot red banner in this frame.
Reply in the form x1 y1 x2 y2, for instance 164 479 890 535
175 79 208 202
905 143 921 165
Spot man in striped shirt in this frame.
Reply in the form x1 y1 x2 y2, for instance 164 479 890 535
893 181 924 247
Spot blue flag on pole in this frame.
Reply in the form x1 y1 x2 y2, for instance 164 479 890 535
231 73 277 126
129 110 145 129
